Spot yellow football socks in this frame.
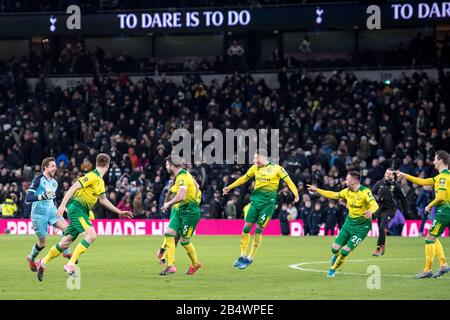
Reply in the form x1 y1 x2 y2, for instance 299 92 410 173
240 231 250 257
161 238 167 250
248 232 262 259
42 243 63 264
332 254 347 270
434 239 446 267
69 240 90 265
424 241 436 272
332 249 350 270
165 235 176 266
182 242 198 266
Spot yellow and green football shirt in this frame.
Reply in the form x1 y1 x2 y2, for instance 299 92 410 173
338 185 378 221
171 175 201 211
432 169 450 209
171 169 200 210
244 162 289 198
73 169 106 210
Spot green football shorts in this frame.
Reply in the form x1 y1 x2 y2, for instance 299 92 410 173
245 192 277 227
429 207 450 237
168 204 201 240
335 217 371 250
63 200 92 241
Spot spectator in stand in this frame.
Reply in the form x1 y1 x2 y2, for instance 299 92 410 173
324 201 338 236
309 201 323 235
227 40 245 72
132 190 144 218
80 158 93 172
1 193 18 217
128 147 139 170
286 203 298 221
143 190 155 217
278 203 290 236
208 191 223 219
117 193 132 219
277 185 293 218
225 196 238 219
299 199 313 235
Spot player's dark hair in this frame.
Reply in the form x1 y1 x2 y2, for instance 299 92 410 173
435 150 450 166
166 155 184 168
41 157 55 169
348 170 360 181
96 153 110 167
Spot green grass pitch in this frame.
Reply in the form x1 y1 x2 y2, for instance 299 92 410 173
1 235 449 299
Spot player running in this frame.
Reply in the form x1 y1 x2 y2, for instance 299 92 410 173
157 170 202 267
223 149 299 270
394 150 450 278
36 154 133 281
25 157 72 272
159 156 203 276
307 171 379 278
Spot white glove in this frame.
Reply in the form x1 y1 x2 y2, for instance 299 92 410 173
39 189 56 200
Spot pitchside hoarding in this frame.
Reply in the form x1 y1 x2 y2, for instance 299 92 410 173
0 219 446 237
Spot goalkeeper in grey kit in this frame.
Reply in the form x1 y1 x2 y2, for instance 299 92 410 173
25 157 73 272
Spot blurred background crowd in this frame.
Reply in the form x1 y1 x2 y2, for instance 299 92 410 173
0 61 448 237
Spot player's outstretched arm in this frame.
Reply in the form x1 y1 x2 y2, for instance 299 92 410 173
57 181 82 216
307 184 340 200
99 193 134 218
394 170 434 186
161 186 187 212
223 175 250 195
283 175 299 203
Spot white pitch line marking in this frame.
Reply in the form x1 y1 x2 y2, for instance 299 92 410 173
289 257 450 279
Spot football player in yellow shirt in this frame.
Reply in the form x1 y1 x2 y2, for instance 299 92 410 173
160 156 203 276
157 170 202 267
307 171 379 277
394 150 450 278
223 150 299 269
36 154 133 281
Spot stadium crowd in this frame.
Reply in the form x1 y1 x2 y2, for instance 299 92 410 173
0 59 449 235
